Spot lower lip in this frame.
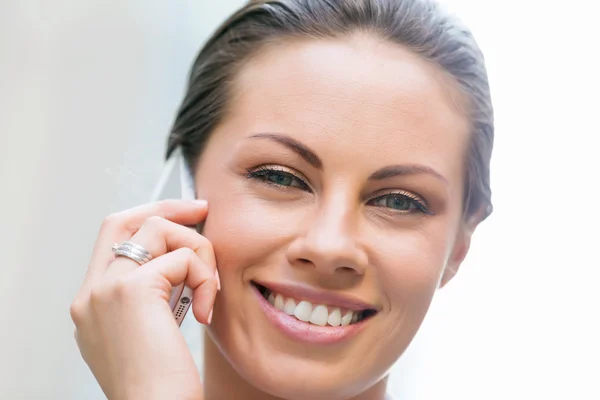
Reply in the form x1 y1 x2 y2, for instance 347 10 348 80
252 284 368 345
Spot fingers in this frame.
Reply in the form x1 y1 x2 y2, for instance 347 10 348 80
105 215 215 279
73 199 219 328
135 248 218 323
79 200 208 293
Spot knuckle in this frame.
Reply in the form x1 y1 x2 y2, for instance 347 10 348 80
193 236 216 268
178 246 197 260
100 213 122 231
194 234 213 252
69 298 86 324
144 215 166 228
196 234 212 247
88 283 110 305
89 278 127 304
112 276 138 296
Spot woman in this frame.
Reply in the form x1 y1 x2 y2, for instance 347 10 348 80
70 0 494 398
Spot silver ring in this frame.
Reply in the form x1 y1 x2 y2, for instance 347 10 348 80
111 241 153 265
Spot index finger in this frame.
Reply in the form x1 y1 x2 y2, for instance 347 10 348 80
107 199 208 236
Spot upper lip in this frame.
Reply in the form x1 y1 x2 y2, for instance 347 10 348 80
253 280 379 312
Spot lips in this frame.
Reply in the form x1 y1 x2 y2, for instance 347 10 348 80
253 279 377 324
256 283 376 326
251 282 377 345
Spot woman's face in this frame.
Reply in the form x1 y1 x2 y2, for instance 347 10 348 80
196 34 474 399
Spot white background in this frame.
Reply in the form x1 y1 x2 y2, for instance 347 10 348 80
1 1 598 399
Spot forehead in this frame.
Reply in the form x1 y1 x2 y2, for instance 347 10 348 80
225 34 470 177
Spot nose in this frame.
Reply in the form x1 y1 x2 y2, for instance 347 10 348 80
286 200 369 276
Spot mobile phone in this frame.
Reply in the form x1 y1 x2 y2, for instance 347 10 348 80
150 147 197 326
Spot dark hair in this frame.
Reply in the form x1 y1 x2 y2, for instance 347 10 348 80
166 0 494 220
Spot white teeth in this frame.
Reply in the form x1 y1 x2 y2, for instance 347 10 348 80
294 301 313 322
327 308 342 326
263 289 366 327
309 305 329 326
341 310 353 326
274 294 285 311
283 298 296 315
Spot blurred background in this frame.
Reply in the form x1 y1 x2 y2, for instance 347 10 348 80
1 0 598 399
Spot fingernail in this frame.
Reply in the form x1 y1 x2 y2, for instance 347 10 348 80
207 307 213 325
193 199 207 206
215 269 221 291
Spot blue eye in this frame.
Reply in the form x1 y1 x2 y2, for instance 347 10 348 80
247 167 310 191
369 193 431 215
266 171 293 186
385 195 413 210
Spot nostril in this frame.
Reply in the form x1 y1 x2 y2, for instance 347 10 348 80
298 258 312 264
338 266 355 272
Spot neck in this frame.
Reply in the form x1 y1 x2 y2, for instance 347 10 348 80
202 332 389 400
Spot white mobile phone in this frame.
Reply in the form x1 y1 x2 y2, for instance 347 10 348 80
150 147 196 326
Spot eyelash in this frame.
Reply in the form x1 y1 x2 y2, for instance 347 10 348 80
245 165 431 215
368 191 432 215
246 165 312 191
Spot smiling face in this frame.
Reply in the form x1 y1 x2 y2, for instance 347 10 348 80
194 34 473 399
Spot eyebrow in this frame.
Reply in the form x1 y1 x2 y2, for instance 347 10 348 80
248 133 323 169
368 164 449 185
248 132 447 185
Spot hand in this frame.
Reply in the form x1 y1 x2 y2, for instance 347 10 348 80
70 200 218 400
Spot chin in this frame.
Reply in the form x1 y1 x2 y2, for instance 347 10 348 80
205 280 417 400
209 332 380 400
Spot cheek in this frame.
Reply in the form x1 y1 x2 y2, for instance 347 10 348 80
373 227 449 315
200 186 304 276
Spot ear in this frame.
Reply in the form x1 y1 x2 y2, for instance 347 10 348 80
439 208 485 288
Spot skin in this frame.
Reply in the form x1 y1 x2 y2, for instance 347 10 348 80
196 33 478 400
70 33 480 400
